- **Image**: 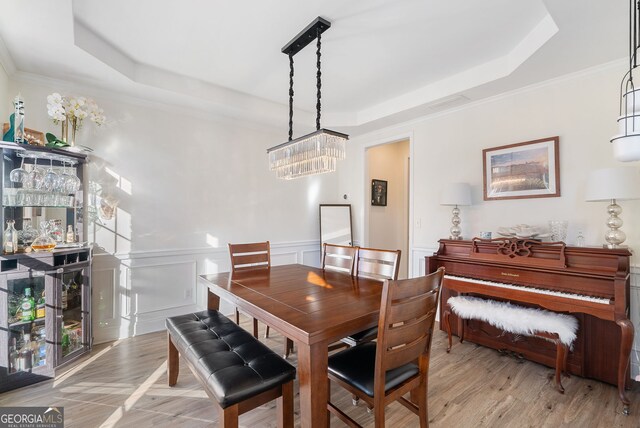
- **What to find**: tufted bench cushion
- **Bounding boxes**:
[166,310,296,409]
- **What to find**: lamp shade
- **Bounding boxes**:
[440,183,472,206]
[585,167,640,201]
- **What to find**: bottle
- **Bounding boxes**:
[32,326,46,367]
[8,338,18,373]
[19,333,33,371]
[20,218,38,250]
[68,277,79,308]
[61,281,68,311]
[576,231,585,247]
[36,291,45,319]
[66,225,75,243]
[20,288,35,322]
[75,226,80,243]
[31,221,56,252]
[3,219,18,254]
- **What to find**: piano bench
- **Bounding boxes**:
[444,295,578,394]
[166,310,296,428]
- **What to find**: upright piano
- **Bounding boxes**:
[426,238,634,414]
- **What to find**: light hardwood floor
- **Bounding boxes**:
[1,318,638,427]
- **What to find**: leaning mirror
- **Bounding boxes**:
[319,204,353,250]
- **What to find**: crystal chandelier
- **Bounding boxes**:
[268,17,348,180]
[612,0,640,161]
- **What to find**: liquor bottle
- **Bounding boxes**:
[8,337,18,373]
[20,288,35,322]
[36,291,45,319]
[19,333,33,371]
[68,277,79,308]
[32,326,46,367]
[3,219,18,254]
[66,225,75,243]
[75,226,80,243]
[61,281,68,310]
[50,220,63,243]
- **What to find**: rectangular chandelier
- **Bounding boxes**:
[267,17,348,180]
[268,128,348,179]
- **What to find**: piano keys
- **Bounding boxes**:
[427,238,634,414]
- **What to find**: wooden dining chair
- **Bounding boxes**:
[228,241,271,339]
[341,247,401,343]
[327,267,445,428]
[321,243,358,275]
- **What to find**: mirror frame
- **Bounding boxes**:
[319,204,353,252]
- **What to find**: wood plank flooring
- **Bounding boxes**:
[0,317,638,427]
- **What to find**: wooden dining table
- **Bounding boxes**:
[199,264,385,427]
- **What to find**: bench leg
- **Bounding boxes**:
[554,341,566,394]
[235,308,240,324]
[457,314,465,344]
[167,332,179,387]
[253,318,259,339]
[444,307,453,353]
[277,380,294,428]
[265,325,270,338]
[219,404,239,428]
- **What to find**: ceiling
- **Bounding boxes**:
[0,0,628,135]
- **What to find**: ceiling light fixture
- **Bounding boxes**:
[612,0,640,161]
[267,17,348,180]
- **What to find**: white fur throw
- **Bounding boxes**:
[447,295,578,347]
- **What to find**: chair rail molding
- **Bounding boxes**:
[91,240,321,344]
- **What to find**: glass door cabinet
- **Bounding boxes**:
[0,144,91,392]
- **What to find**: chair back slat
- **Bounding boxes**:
[356,248,400,281]
[321,243,357,275]
[229,241,271,272]
[375,268,444,376]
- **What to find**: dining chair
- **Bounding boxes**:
[340,247,401,347]
[321,243,358,275]
[327,267,445,428]
[228,241,271,339]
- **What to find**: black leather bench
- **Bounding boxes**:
[166,310,296,428]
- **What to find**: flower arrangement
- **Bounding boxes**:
[46,93,105,148]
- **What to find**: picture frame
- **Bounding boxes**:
[483,136,560,201]
[371,179,388,206]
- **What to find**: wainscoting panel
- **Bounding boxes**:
[91,240,320,344]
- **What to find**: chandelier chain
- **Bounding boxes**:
[289,54,294,141]
[316,27,322,131]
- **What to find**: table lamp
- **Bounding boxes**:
[585,167,640,248]
[440,183,472,240]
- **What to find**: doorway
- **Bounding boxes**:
[365,139,410,279]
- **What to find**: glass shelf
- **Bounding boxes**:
[17,150,79,166]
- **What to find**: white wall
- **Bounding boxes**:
[8,76,336,342]
[338,61,640,377]
[0,63,9,123]
[366,140,409,278]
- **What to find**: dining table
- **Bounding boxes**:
[199,264,385,427]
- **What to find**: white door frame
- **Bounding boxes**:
[362,131,415,276]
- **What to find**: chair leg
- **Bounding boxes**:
[235,308,240,324]
[253,318,259,339]
[373,396,385,428]
[265,325,270,338]
[284,338,294,359]
[554,342,566,394]
[277,380,294,428]
[352,394,359,406]
[219,403,239,428]
[417,380,429,428]
[444,307,452,353]
[457,315,465,343]
[167,332,179,386]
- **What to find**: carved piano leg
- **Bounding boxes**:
[444,307,453,353]
[616,318,634,415]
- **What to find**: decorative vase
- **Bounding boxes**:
[69,117,77,147]
[61,118,68,144]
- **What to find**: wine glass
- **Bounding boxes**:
[9,156,28,184]
[60,162,80,194]
[42,159,59,192]
[29,158,46,190]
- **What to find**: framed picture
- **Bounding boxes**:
[483,136,560,201]
[371,179,387,206]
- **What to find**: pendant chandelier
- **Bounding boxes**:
[612,0,640,161]
[268,17,348,180]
